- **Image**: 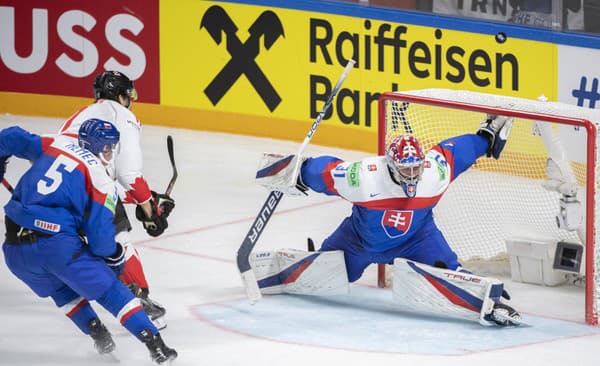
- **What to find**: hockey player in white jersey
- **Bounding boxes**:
[255,114,521,327]
[58,71,173,329]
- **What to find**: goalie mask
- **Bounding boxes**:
[386,135,425,198]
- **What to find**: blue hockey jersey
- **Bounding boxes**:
[0,127,118,257]
[300,134,489,253]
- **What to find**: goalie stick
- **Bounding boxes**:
[236,59,356,304]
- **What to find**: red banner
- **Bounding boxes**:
[0,0,159,103]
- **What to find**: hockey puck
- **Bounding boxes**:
[495,32,507,43]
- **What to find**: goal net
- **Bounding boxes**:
[377,89,600,325]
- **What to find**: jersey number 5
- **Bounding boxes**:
[37,155,78,195]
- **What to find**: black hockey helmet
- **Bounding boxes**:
[93,70,137,108]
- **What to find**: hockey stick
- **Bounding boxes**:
[2,178,14,193]
[165,135,178,196]
[236,59,356,303]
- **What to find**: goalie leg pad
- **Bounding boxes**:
[392,258,505,326]
[249,249,349,296]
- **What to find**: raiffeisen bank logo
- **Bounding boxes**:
[200,6,285,112]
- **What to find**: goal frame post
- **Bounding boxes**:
[376,90,598,326]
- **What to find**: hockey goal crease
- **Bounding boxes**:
[377,89,600,326]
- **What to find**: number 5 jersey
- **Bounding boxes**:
[1,126,118,258]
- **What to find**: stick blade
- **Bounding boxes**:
[240,269,262,304]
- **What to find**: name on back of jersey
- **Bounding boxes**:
[63,142,99,166]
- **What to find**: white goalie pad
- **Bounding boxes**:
[392,258,505,326]
[255,153,305,196]
[249,249,349,296]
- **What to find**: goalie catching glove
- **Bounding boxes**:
[136,191,173,237]
[255,153,308,196]
[477,114,514,159]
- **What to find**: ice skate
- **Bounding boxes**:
[88,318,116,354]
[129,283,167,330]
[491,303,522,326]
[139,329,178,365]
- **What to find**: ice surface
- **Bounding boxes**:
[0,114,598,366]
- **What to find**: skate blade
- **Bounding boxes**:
[494,312,531,327]
[98,351,121,363]
[155,354,177,365]
[152,316,167,330]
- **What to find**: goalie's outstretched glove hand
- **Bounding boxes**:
[104,242,125,276]
[477,114,513,159]
[151,190,175,218]
[136,197,168,237]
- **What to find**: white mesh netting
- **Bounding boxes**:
[379,89,600,325]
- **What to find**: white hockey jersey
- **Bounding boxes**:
[58,99,152,204]
[301,134,489,252]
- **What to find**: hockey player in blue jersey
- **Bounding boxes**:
[255,114,521,327]
[0,119,177,364]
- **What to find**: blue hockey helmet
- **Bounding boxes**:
[78,118,120,163]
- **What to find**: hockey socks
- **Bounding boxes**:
[61,297,98,335]
[97,280,158,339]
[119,241,149,289]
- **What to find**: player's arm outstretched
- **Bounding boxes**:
[0,126,44,161]
[435,114,514,179]
[255,153,344,197]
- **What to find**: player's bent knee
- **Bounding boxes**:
[250,249,349,296]
[51,286,82,307]
[96,279,137,317]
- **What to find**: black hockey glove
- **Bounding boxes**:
[135,197,168,237]
[104,242,125,276]
[151,190,175,218]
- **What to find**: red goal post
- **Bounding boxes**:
[377,89,599,325]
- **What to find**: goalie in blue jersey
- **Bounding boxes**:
[0,119,176,364]
[254,114,522,327]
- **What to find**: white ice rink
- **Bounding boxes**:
[0,114,598,366]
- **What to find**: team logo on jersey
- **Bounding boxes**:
[347,162,361,187]
[34,219,60,233]
[104,189,118,214]
[434,154,448,180]
[381,210,413,237]
[368,164,377,171]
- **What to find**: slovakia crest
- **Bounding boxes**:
[381,210,413,237]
